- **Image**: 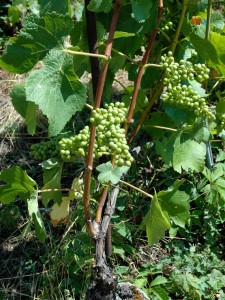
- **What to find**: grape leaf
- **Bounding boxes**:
[130,0,153,22]
[216,97,225,115]
[150,275,168,287]
[50,196,70,227]
[40,158,63,206]
[0,13,73,73]
[155,134,176,166]
[182,20,219,66]
[10,84,37,134]
[25,49,86,136]
[8,5,20,24]
[158,181,190,228]
[142,194,171,246]
[143,112,176,138]
[173,135,206,173]
[151,286,170,300]
[38,0,70,15]
[215,178,225,202]
[27,191,46,243]
[209,32,225,76]
[188,80,208,97]
[88,0,113,13]
[96,162,129,184]
[211,12,224,31]
[0,166,37,204]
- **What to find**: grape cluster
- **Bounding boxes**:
[160,52,215,120]
[30,136,62,161]
[59,102,133,167]
[30,102,133,167]
[90,102,133,167]
[161,21,173,32]
[216,113,225,132]
[59,126,90,162]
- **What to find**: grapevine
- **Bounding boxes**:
[30,102,133,167]
[160,52,215,120]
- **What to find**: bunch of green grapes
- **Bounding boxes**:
[31,102,133,167]
[160,52,215,120]
[30,136,62,161]
[161,21,173,32]
[59,102,133,167]
[90,102,133,167]
[216,113,225,133]
[59,126,90,162]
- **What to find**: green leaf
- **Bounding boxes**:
[27,191,46,243]
[211,12,224,31]
[188,80,208,97]
[0,166,37,204]
[216,150,225,162]
[38,0,70,15]
[209,32,225,76]
[113,245,125,259]
[8,5,20,24]
[10,84,37,134]
[216,97,225,115]
[131,0,153,22]
[150,275,168,287]
[40,158,63,206]
[133,278,148,289]
[25,49,86,136]
[88,0,113,13]
[143,112,176,138]
[193,126,210,143]
[158,181,190,228]
[142,194,171,246]
[155,133,176,166]
[173,135,206,173]
[0,13,73,73]
[10,84,27,118]
[150,286,170,300]
[96,162,129,184]
[182,21,219,67]
[215,178,225,201]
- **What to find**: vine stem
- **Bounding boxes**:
[64,49,109,61]
[170,0,188,54]
[124,0,164,134]
[119,180,153,198]
[83,1,121,237]
[84,0,101,98]
[144,124,177,131]
[128,0,188,143]
[205,0,212,40]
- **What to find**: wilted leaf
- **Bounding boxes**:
[50,197,70,227]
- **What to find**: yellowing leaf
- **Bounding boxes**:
[50,197,70,227]
[69,176,84,200]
